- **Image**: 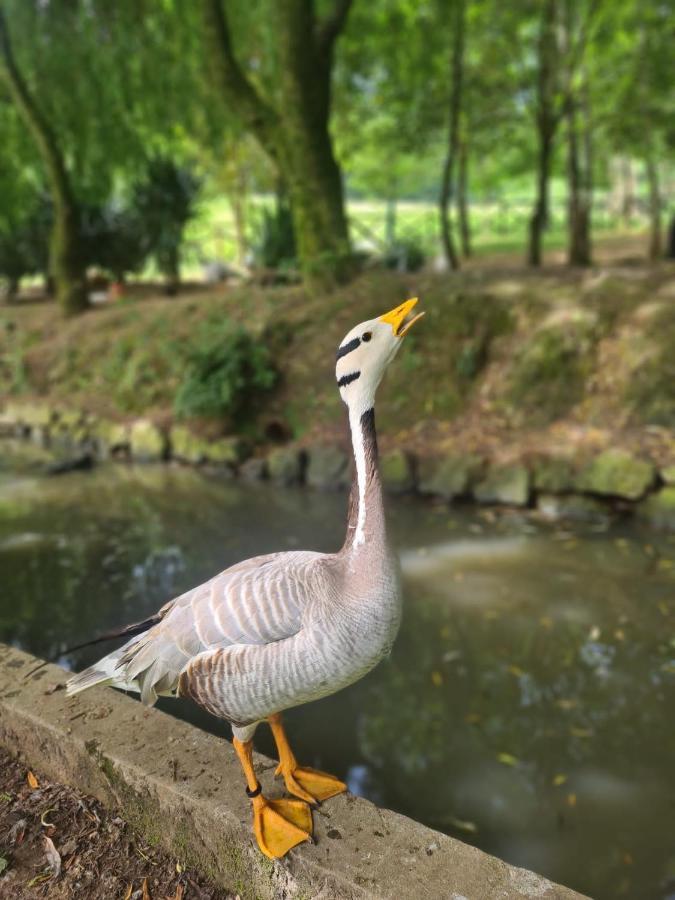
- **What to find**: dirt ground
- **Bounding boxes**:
[0,748,235,900]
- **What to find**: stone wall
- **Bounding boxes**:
[2,400,675,531]
[0,644,586,899]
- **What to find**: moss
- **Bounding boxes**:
[506,318,597,424]
[576,449,655,500]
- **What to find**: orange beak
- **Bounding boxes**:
[379,297,424,337]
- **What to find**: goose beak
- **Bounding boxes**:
[379,297,424,337]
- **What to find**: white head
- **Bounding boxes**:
[335,298,424,417]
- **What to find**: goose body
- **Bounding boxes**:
[67,298,423,858]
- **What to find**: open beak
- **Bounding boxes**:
[379,297,424,337]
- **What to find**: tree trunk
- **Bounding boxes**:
[439,0,465,271]
[385,196,397,248]
[2,276,19,303]
[527,0,560,267]
[667,216,675,261]
[646,153,662,261]
[564,2,592,267]
[0,9,88,316]
[457,135,471,258]
[201,0,353,291]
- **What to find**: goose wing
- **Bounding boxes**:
[68,549,325,704]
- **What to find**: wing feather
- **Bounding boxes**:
[106,549,324,704]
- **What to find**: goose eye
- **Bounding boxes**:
[362,331,372,342]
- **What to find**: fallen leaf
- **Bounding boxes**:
[0,857,8,875]
[40,807,57,829]
[569,726,593,738]
[552,774,568,787]
[447,817,478,834]
[27,771,39,790]
[167,885,184,900]
[497,752,518,767]
[122,884,133,900]
[142,876,151,900]
[43,835,61,877]
[175,862,183,874]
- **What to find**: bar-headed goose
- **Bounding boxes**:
[67,298,424,858]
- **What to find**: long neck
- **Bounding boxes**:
[342,405,385,553]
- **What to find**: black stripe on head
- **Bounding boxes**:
[336,336,361,361]
[337,370,361,388]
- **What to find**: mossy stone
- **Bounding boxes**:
[637,488,675,530]
[380,449,415,494]
[4,402,54,428]
[306,445,350,491]
[474,464,530,506]
[205,437,247,466]
[575,449,655,500]
[267,447,304,486]
[660,465,675,485]
[418,454,482,499]
[532,456,576,494]
[129,420,167,462]
[170,425,206,464]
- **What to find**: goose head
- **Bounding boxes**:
[335,298,423,414]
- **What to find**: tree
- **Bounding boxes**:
[0,5,88,314]
[527,0,564,267]
[200,0,354,290]
[439,0,466,271]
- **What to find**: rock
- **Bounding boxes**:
[267,447,305,486]
[474,464,530,506]
[204,437,247,466]
[636,488,675,530]
[660,465,675,485]
[3,401,54,429]
[239,457,267,481]
[169,426,245,467]
[95,421,130,458]
[575,449,655,500]
[129,420,167,462]
[306,445,350,491]
[532,456,576,493]
[170,426,207,464]
[380,449,415,494]
[537,493,611,524]
[418,454,482,499]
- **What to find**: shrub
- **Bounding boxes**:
[253,200,297,271]
[174,322,278,423]
[383,237,425,273]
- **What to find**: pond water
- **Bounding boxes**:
[1,457,674,900]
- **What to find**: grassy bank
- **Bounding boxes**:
[1,252,675,466]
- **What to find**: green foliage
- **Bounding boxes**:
[132,159,201,290]
[383,237,426,273]
[174,322,277,422]
[253,200,297,271]
[80,203,148,282]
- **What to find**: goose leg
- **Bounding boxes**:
[232,736,312,859]
[268,713,347,805]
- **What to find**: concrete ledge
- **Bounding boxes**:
[0,645,585,899]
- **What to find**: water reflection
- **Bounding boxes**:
[1,462,674,899]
